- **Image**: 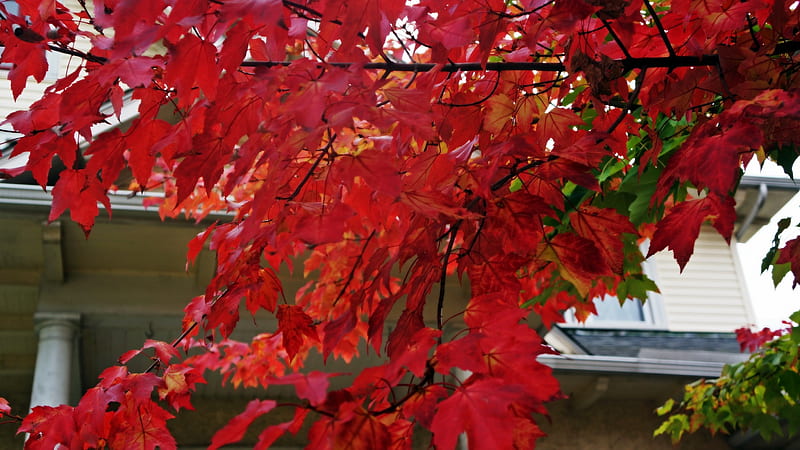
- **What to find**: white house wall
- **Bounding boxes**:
[651,225,756,332]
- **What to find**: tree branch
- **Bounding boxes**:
[600,18,633,60]
[143,321,200,374]
[437,223,460,331]
[642,0,676,57]
[275,135,335,201]
[332,231,376,307]
[241,56,724,72]
[370,362,435,416]
[490,155,559,192]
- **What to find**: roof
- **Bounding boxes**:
[559,327,743,358]
[541,326,749,378]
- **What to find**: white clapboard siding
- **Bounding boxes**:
[650,225,756,332]
[0,0,94,123]
[0,79,48,119]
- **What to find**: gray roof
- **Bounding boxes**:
[559,327,744,360]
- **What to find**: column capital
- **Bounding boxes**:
[33,312,81,333]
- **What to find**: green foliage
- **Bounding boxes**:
[655,313,800,443]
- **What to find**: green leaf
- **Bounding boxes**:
[762,217,792,273]
[617,274,659,301]
[656,398,675,416]
[772,261,791,287]
[654,414,689,444]
[560,84,587,106]
[790,327,800,344]
[619,167,661,225]
[597,158,626,183]
[771,144,798,179]
[779,371,800,399]
[751,413,784,440]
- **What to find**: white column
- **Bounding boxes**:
[29,313,80,409]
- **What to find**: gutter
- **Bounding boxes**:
[538,353,726,378]
[0,183,165,212]
[736,182,768,241]
[736,175,800,241]
[0,183,234,217]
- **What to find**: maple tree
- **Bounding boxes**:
[0,0,799,448]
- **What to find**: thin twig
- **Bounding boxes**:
[439,73,501,107]
[490,155,558,192]
[437,223,461,331]
[47,43,107,64]
[746,13,762,51]
[370,363,435,415]
[276,135,335,201]
[77,0,103,34]
[606,68,647,134]
[600,18,633,60]
[642,0,676,57]
[144,321,200,373]
[332,231,376,306]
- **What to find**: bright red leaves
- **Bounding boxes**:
[648,195,736,271]
[4,0,799,448]
[276,305,319,361]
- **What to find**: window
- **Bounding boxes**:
[562,242,667,329]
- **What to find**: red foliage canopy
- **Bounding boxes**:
[1,0,800,448]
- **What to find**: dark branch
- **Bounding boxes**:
[642,0,676,57]
[370,362,435,416]
[437,223,460,331]
[600,18,633,60]
[143,321,199,373]
[47,43,107,64]
[490,155,559,192]
[275,135,335,201]
[332,231,376,307]
[241,55,729,72]
[606,68,647,134]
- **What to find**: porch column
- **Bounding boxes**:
[29,313,80,409]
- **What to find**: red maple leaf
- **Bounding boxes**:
[430,377,526,450]
[570,206,637,274]
[209,400,277,450]
[333,407,392,450]
[540,233,611,296]
[107,393,177,450]
[254,407,310,450]
[276,305,320,361]
[267,371,334,406]
[20,405,76,449]
[0,397,9,417]
[163,34,219,109]
[777,237,800,288]
[49,169,111,236]
[158,364,206,411]
[648,194,736,270]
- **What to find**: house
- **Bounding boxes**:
[536,177,800,450]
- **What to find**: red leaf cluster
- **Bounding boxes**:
[4,0,800,447]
